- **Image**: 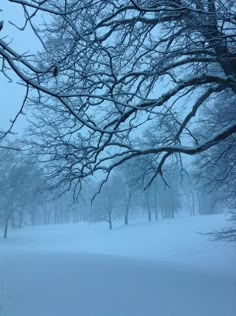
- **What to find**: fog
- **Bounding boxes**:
[0,1,236,316]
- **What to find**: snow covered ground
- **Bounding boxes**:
[0,214,235,316]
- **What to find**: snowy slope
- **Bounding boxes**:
[0,214,235,316]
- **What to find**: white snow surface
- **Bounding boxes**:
[0,214,235,316]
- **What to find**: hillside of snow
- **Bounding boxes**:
[0,214,235,316]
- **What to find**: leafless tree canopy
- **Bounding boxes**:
[1,0,236,191]
[194,89,236,209]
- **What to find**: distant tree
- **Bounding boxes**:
[89,176,124,230]
[179,171,198,216]
[194,88,236,236]
[0,147,44,238]
[143,178,161,221]
[195,90,236,211]
[156,169,181,219]
[196,190,221,215]
[117,161,143,225]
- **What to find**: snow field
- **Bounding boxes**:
[0,214,235,316]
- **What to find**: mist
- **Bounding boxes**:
[0,1,236,316]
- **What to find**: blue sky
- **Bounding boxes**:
[0,0,40,135]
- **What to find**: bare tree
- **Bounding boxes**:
[0,146,45,238]
[89,176,124,229]
[1,1,236,192]
[193,88,236,237]
[116,161,144,225]
[195,89,236,209]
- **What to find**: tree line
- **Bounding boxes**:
[0,142,222,238]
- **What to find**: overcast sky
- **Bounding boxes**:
[1,0,41,136]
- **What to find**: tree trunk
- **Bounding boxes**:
[54,209,58,224]
[124,191,132,225]
[74,209,79,223]
[145,191,152,221]
[108,202,113,230]
[31,209,36,226]
[161,210,164,219]
[191,190,195,216]
[154,189,158,221]
[4,217,9,239]
[124,206,129,225]
[44,208,47,225]
[18,211,23,228]
[201,2,236,92]
[60,210,63,224]
[108,211,112,230]
[148,207,151,221]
